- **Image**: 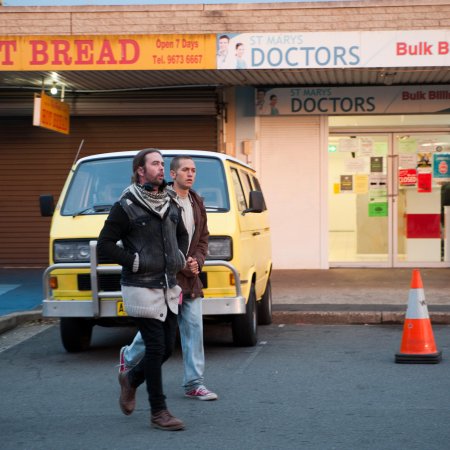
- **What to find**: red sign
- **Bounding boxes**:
[417,172,432,193]
[406,214,441,238]
[398,169,417,186]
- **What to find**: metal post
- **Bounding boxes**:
[90,240,100,317]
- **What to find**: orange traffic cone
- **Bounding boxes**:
[395,269,442,364]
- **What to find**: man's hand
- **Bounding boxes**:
[186,256,199,275]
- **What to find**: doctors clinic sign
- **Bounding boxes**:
[0,35,216,70]
[255,86,450,115]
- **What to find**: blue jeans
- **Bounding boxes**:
[124,296,205,392]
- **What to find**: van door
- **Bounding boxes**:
[250,173,272,290]
[230,166,269,298]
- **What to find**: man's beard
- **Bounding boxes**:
[143,169,163,186]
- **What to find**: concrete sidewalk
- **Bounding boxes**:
[271,268,450,325]
[0,268,450,334]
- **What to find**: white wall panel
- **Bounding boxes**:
[259,116,322,269]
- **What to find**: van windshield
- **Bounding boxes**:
[61,155,229,216]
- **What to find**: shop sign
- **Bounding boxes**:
[217,30,449,70]
[0,34,216,70]
[3,0,352,5]
[254,86,450,115]
[33,92,70,135]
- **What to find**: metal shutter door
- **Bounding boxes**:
[0,115,217,267]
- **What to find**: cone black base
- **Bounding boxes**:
[395,351,442,364]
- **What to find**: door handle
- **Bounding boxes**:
[252,232,260,236]
[391,154,399,198]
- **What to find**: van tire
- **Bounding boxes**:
[232,283,257,347]
[258,278,272,325]
[60,318,93,353]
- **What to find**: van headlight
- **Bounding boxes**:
[206,236,232,261]
[54,240,91,263]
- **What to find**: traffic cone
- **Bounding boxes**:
[395,269,442,364]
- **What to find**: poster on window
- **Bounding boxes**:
[398,169,417,186]
[417,153,432,170]
[340,175,353,192]
[417,172,432,193]
[354,174,369,194]
[433,153,450,181]
[368,202,388,217]
[370,157,383,173]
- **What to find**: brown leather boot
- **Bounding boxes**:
[118,371,136,415]
[151,410,185,431]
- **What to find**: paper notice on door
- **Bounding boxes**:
[370,156,383,173]
[399,153,416,169]
[339,138,359,153]
[340,175,353,192]
[354,174,369,194]
[359,138,374,156]
[344,158,365,173]
[369,173,387,189]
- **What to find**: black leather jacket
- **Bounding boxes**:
[97,190,189,289]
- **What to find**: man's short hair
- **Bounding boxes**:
[219,35,230,42]
[132,148,162,183]
[170,155,194,172]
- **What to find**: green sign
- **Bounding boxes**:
[369,202,388,217]
[328,144,337,152]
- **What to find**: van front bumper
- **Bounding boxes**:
[42,295,246,317]
[42,243,246,318]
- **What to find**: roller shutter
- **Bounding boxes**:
[259,116,322,269]
[0,114,217,267]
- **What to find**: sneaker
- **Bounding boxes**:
[185,386,218,401]
[118,346,130,374]
[118,371,136,415]
[151,410,185,431]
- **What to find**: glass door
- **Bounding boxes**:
[328,132,450,267]
[328,134,391,266]
[394,133,450,266]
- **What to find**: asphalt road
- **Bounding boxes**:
[1,321,449,450]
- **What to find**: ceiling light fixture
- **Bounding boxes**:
[379,71,397,86]
[50,82,58,95]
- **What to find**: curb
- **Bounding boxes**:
[0,309,43,335]
[272,311,450,325]
[1,309,449,336]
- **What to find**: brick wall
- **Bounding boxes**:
[0,0,449,36]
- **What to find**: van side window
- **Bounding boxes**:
[231,168,247,211]
[239,170,253,207]
[251,175,267,211]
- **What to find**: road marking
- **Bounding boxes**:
[0,323,54,353]
[0,284,20,296]
[235,341,267,374]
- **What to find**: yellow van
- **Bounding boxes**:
[41,150,272,351]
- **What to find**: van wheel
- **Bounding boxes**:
[232,283,257,347]
[258,278,272,325]
[60,318,93,353]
